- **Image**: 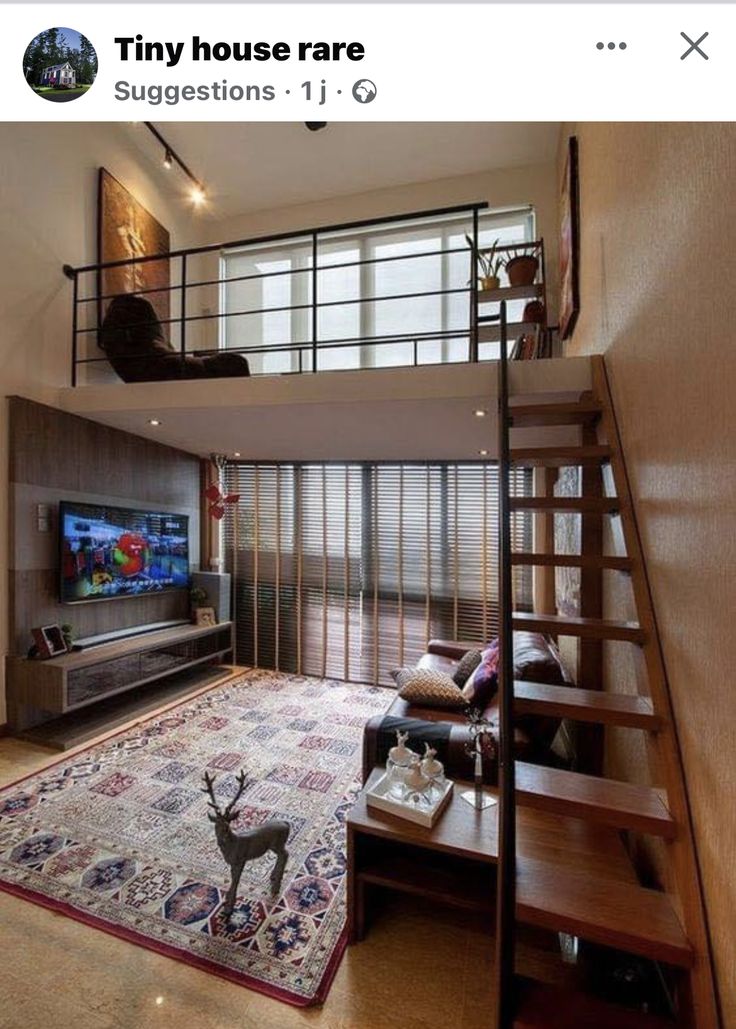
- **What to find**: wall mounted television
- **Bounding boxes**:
[60,501,190,604]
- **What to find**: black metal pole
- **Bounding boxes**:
[312,232,318,373]
[494,299,516,1027]
[71,271,79,387]
[180,253,187,374]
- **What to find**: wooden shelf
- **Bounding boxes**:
[478,283,543,303]
[510,446,612,468]
[511,552,632,572]
[514,680,660,731]
[512,612,645,643]
[515,762,675,838]
[478,321,540,343]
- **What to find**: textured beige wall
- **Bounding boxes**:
[562,122,736,1025]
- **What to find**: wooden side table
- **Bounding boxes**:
[346,767,498,942]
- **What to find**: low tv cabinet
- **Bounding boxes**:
[6,621,234,734]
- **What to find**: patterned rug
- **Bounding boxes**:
[0,670,391,1005]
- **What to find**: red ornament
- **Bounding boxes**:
[204,483,240,520]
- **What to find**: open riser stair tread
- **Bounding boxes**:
[515,762,675,837]
[512,611,645,643]
[509,445,612,467]
[516,856,692,967]
[511,552,632,571]
[514,680,660,730]
[509,496,621,514]
[508,400,603,428]
[513,977,677,1028]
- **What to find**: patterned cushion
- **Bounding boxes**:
[452,648,483,687]
[462,638,500,708]
[391,667,467,709]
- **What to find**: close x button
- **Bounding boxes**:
[680,31,709,61]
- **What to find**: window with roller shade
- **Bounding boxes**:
[223,462,532,686]
[219,207,535,374]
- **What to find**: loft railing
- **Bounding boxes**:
[62,202,549,386]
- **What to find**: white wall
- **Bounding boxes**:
[0,122,200,722]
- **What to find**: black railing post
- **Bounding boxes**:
[311,232,318,373]
[471,207,480,362]
[494,298,516,1028]
[70,270,79,387]
[180,253,187,374]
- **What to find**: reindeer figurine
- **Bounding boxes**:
[202,770,290,917]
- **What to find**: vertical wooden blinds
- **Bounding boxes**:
[223,462,532,686]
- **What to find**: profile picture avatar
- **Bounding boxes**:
[23,27,97,102]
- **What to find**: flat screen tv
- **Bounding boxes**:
[60,501,189,604]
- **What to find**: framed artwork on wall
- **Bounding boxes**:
[559,136,580,341]
[97,168,171,325]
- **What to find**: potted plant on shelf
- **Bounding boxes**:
[190,585,208,622]
[465,235,504,291]
[505,243,541,287]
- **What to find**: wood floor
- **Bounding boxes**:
[0,688,547,1029]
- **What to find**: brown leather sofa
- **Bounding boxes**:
[362,631,571,784]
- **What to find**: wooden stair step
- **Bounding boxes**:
[511,552,632,572]
[516,857,692,968]
[510,497,621,514]
[510,446,612,467]
[508,400,603,428]
[514,680,661,731]
[515,762,675,838]
[513,611,645,643]
[513,977,676,1028]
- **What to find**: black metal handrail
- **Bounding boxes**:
[63,202,546,386]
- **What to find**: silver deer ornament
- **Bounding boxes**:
[202,769,290,917]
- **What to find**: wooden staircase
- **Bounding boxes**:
[494,354,719,1027]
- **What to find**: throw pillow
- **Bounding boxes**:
[462,638,500,709]
[391,667,467,709]
[452,648,483,687]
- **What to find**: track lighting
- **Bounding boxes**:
[145,122,206,207]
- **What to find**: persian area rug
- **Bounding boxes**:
[0,670,391,1006]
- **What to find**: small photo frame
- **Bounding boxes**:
[32,624,68,659]
[194,607,217,627]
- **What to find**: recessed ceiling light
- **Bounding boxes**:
[474,409,487,418]
[233,451,241,458]
[148,418,161,426]
[478,449,489,457]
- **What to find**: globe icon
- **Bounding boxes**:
[352,79,377,104]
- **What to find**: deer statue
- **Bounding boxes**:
[202,769,290,917]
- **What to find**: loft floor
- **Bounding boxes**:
[55,357,593,460]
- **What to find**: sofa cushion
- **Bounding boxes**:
[391,667,467,709]
[452,648,483,687]
[463,639,500,709]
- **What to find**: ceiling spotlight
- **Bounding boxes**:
[305,122,327,132]
[474,409,487,418]
[478,449,489,457]
[233,451,242,458]
[163,149,173,170]
[189,184,206,206]
[148,418,161,426]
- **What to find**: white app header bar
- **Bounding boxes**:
[4,4,730,120]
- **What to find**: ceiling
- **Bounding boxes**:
[130,122,560,220]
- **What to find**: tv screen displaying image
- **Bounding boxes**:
[60,502,189,604]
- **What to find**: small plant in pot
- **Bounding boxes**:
[190,585,208,621]
[505,243,541,287]
[465,235,504,291]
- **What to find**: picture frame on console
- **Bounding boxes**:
[31,624,69,660]
[194,606,217,627]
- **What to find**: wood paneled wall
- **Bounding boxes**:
[8,397,201,654]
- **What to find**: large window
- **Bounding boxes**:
[220,208,535,374]
[223,461,533,686]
